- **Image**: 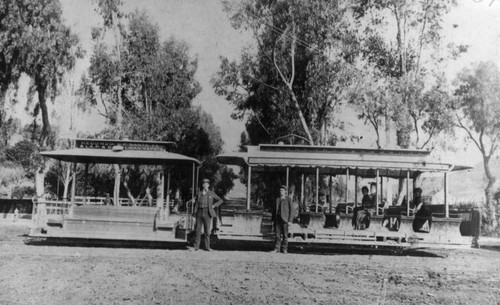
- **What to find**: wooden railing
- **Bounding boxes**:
[73,196,158,207]
[37,200,71,218]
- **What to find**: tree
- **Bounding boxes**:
[90,0,126,134]
[82,8,233,199]
[350,0,463,149]
[453,61,500,233]
[347,64,391,149]
[213,0,354,146]
[11,0,83,147]
[0,2,22,134]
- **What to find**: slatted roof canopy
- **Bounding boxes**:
[40,139,200,166]
[216,144,471,179]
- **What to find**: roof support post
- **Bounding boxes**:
[381,176,384,211]
[165,168,171,218]
[315,167,319,213]
[345,168,350,211]
[286,167,290,194]
[354,169,358,208]
[444,172,449,218]
[71,162,76,204]
[406,171,410,217]
[156,170,164,209]
[114,164,120,206]
[247,166,252,211]
[301,173,305,212]
[83,163,89,205]
[56,164,60,200]
[376,169,380,216]
[191,163,196,200]
[71,162,77,217]
[196,165,200,197]
[329,174,333,213]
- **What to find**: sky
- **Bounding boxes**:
[7,0,500,165]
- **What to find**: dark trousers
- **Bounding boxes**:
[274,218,288,252]
[195,208,211,250]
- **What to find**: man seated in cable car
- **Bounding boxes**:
[412,187,432,232]
[308,193,328,213]
[366,183,378,209]
[353,186,373,229]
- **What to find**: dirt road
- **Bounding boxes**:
[1,225,499,305]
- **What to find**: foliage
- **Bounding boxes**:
[349,0,463,149]
[4,140,41,179]
[0,116,21,148]
[0,1,24,133]
[81,7,233,199]
[213,0,354,146]
[86,10,201,130]
[11,185,36,200]
[0,142,38,199]
[453,61,500,232]
[0,0,83,147]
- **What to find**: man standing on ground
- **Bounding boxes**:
[193,178,223,251]
[273,185,293,253]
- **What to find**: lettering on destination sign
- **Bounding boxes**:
[76,139,169,151]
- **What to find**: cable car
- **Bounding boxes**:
[215,144,480,249]
[29,139,200,243]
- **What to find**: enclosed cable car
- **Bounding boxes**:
[215,144,480,249]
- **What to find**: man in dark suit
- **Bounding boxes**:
[193,178,223,251]
[273,185,293,254]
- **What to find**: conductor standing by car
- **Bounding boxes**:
[193,178,223,251]
[273,185,293,253]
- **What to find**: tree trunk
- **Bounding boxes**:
[394,3,404,76]
[36,83,51,147]
[112,11,123,136]
[63,164,72,200]
[114,164,121,205]
[290,90,314,145]
[385,115,391,147]
[320,119,326,146]
[145,186,153,207]
[123,179,136,207]
[483,155,498,232]
[0,86,6,133]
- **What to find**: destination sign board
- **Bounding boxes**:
[75,139,175,151]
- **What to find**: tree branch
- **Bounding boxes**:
[273,26,291,87]
[254,114,272,136]
[275,133,311,144]
[290,22,296,87]
[247,75,283,92]
[456,114,484,154]
[367,115,381,149]
[416,0,431,75]
[479,129,486,156]
[419,129,435,149]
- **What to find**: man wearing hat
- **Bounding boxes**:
[272,185,293,253]
[193,178,223,251]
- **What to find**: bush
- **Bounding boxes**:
[11,186,36,200]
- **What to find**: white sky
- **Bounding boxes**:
[7,0,500,165]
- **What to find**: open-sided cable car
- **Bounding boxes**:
[29,139,200,243]
[215,144,480,249]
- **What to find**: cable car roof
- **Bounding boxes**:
[216,144,472,179]
[40,139,200,166]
